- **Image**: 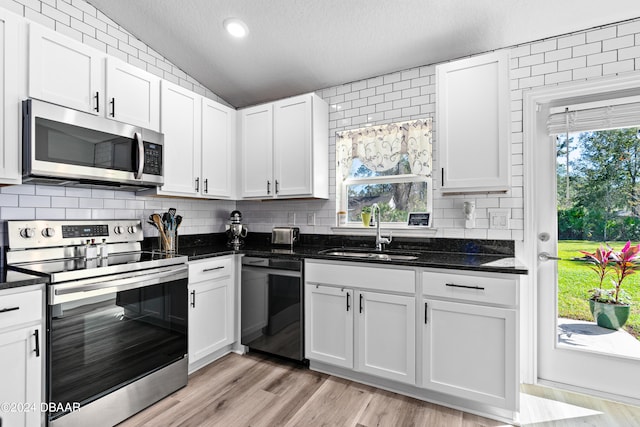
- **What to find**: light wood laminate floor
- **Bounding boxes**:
[118,352,640,427]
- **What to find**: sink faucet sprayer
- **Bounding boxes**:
[371,203,392,251]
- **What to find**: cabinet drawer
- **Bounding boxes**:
[306,261,415,294]
[189,257,233,283]
[0,289,42,329]
[422,271,517,306]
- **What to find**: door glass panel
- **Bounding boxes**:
[556,127,640,358]
[49,279,187,420]
[36,117,136,172]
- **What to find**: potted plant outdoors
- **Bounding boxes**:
[361,206,372,227]
[581,241,640,330]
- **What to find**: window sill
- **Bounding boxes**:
[331,225,437,237]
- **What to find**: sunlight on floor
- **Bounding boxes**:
[519,392,602,425]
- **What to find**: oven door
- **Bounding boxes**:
[47,265,187,422]
[23,98,163,187]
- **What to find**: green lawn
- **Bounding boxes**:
[558,240,640,340]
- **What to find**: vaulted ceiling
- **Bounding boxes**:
[87,0,640,108]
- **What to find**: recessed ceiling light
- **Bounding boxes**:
[224,18,249,38]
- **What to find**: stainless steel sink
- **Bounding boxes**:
[318,249,420,261]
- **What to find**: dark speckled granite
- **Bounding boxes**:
[0,268,48,290]
[158,232,528,275]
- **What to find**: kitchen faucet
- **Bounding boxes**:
[371,203,392,251]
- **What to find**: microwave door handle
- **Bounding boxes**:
[134,132,144,179]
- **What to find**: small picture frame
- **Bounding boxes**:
[407,212,431,227]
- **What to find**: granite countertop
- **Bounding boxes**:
[179,243,529,275]
[0,268,49,291]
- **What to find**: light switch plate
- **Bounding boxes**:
[488,209,510,229]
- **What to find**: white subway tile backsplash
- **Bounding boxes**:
[19,195,50,208]
[36,208,65,219]
[2,207,35,219]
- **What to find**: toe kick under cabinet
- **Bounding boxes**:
[304,260,520,423]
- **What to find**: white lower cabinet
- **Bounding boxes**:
[188,257,235,370]
[305,284,353,369]
[304,260,416,385]
[422,299,517,409]
[357,291,415,384]
[0,287,44,427]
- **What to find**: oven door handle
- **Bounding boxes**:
[50,265,188,304]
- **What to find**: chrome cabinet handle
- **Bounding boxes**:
[445,283,485,291]
[134,132,144,179]
[0,306,19,314]
[94,92,100,112]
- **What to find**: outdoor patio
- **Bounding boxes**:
[557,318,640,359]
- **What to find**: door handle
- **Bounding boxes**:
[33,329,40,357]
[134,132,144,179]
[538,252,562,262]
[110,97,115,117]
[0,306,19,314]
[94,91,100,112]
[195,177,200,192]
[275,180,279,194]
[267,180,271,195]
[190,290,196,308]
[359,294,363,313]
[204,178,208,194]
[424,302,428,324]
[346,292,350,311]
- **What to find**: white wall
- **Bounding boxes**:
[240,17,640,242]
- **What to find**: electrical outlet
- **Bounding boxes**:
[488,209,510,229]
[307,212,315,226]
[288,212,296,225]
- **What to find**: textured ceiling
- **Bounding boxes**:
[87,0,640,108]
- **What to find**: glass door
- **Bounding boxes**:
[536,120,640,399]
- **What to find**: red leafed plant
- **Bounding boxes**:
[582,241,640,305]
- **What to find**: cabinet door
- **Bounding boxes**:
[437,51,510,192]
[273,94,312,197]
[201,98,235,198]
[0,10,20,184]
[0,326,42,427]
[305,284,353,369]
[188,277,234,364]
[159,81,201,196]
[422,299,517,409]
[356,291,415,384]
[105,58,160,130]
[29,24,102,114]
[240,104,273,198]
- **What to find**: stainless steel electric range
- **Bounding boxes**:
[6,220,188,427]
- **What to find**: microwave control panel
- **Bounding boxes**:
[143,142,162,175]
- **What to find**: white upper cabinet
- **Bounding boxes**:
[158,80,200,197]
[28,24,102,115]
[437,51,510,193]
[240,93,328,199]
[0,9,22,184]
[28,24,160,131]
[201,98,236,199]
[240,104,273,198]
[105,58,160,131]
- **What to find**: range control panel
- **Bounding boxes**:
[7,220,144,250]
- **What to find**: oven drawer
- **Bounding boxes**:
[0,289,42,329]
[189,257,234,283]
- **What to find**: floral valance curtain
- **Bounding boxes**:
[336,119,433,180]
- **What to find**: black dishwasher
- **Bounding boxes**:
[240,256,304,361]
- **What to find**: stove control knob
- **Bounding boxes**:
[42,227,55,238]
[20,228,34,238]
[114,226,124,235]
[127,226,137,234]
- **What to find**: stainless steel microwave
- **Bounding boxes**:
[22,99,164,190]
